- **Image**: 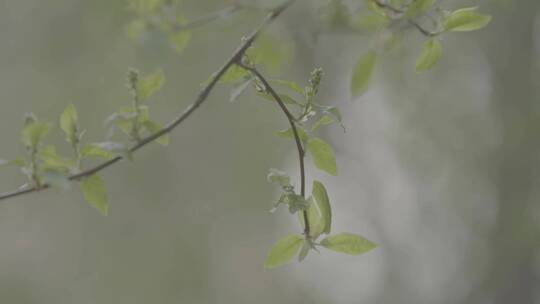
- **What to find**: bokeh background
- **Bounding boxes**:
[0,0,539,303]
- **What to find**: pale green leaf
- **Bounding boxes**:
[247,33,294,72]
[21,121,52,148]
[39,145,75,171]
[80,144,115,160]
[312,115,335,131]
[298,240,310,262]
[219,65,250,84]
[127,0,163,15]
[0,158,26,167]
[267,168,291,187]
[415,38,443,72]
[126,19,147,40]
[80,174,108,216]
[264,235,304,269]
[60,104,78,145]
[307,138,337,176]
[269,79,304,96]
[276,127,308,143]
[320,233,376,255]
[351,51,377,97]
[142,120,169,146]
[405,0,435,18]
[169,30,192,54]
[137,70,165,100]
[312,181,332,234]
[443,7,492,32]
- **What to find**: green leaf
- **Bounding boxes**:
[230,78,252,102]
[247,33,294,72]
[415,38,443,72]
[169,30,192,54]
[312,115,335,131]
[320,233,376,255]
[80,144,115,160]
[137,70,165,101]
[287,194,310,213]
[269,79,304,96]
[21,121,52,149]
[276,127,308,143]
[142,120,169,146]
[60,104,78,145]
[352,13,389,31]
[298,240,310,262]
[256,92,299,106]
[38,145,75,172]
[312,181,332,234]
[307,138,337,176]
[219,65,250,84]
[264,235,304,269]
[405,0,434,18]
[80,174,108,216]
[127,0,163,15]
[126,19,147,40]
[443,7,492,32]
[267,168,291,187]
[0,158,26,167]
[351,51,377,97]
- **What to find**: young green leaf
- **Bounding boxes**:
[415,38,443,72]
[312,181,332,234]
[267,168,291,188]
[264,234,304,269]
[269,79,304,96]
[0,158,26,167]
[142,120,170,146]
[307,138,337,176]
[219,65,250,84]
[21,121,52,149]
[443,7,492,32]
[312,115,335,131]
[298,240,311,262]
[276,127,309,143]
[351,51,377,98]
[80,174,109,216]
[405,0,435,18]
[169,30,192,54]
[256,92,299,106]
[39,145,75,172]
[137,69,165,100]
[60,104,78,145]
[80,144,115,160]
[320,233,376,255]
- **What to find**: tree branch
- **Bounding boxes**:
[0,0,296,201]
[237,63,310,237]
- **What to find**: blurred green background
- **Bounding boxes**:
[0,0,539,303]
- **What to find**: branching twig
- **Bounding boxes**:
[237,62,310,237]
[372,0,439,37]
[0,0,296,201]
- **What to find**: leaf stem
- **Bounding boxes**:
[237,62,311,237]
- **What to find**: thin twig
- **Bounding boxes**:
[237,63,310,237]
[172,5,242,32]
[372,0,439,37]
[0,0,296,201]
